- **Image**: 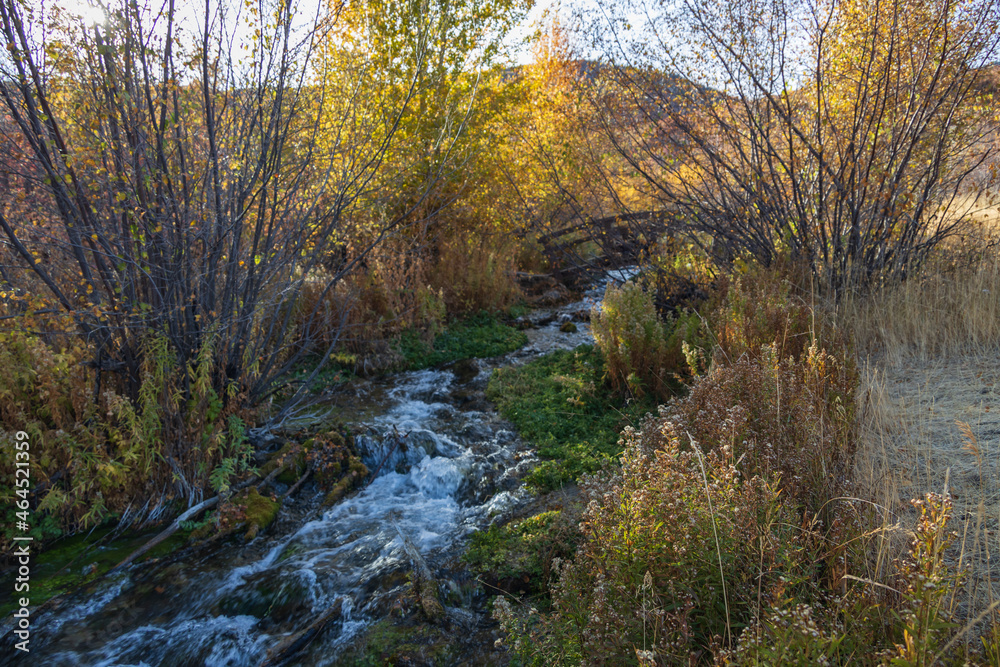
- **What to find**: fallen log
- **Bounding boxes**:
[108,495,221,574]
[110,460,292,574]
[259,597,344,667]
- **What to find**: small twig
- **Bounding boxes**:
[475,576,525,603]
[281,467,313,500]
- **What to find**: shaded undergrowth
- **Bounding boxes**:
[289,311,528,393]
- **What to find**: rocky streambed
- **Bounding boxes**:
[2,271,631,667]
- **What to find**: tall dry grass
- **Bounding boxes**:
[841,204,1000,364]
[845,214,1000,649]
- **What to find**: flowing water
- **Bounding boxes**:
[4,270,634,667]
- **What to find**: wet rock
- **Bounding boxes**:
[448,358,480,384]
[534,286,570,306]
[406,430,442,458]
[448,388,474,406]
[457,422,493,444]
[261,597,344,665]
[559,321,578,333]
[217,578,313,627]
[532,313,555,327]
[444,606,478,632]
[391,517,445,624]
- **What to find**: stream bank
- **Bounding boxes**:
[0,270,637,666]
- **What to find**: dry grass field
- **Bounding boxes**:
[846,200,1000,641]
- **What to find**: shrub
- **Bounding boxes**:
[592,281,671,398]
[464,509,582,596]
[429,230,521,315]
[0,330,256,548]
[726,493,972,666]
[707,264,818,367]
[0,331,99,545]
[658,264,858,512]
[495,425,814,664]
[493,266,870,664]
[663,340,857,513]
[882,493,964,667]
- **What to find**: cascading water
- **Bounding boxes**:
[4,269,635,667]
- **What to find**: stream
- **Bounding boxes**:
[4,270,633,667]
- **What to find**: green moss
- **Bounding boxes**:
[323,456,369,506]
[0,522,191,615]
[464,510,581,594]
[486,345,662,490]
[559,320,578,333]
[333,618,459,666]
[259,441,307,484]
[398,311,527,370]
[276,465,302,485]
[239,488,280,539]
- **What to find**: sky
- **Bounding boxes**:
[48,0,566,66]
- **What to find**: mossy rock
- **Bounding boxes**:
[260,441,307,483]
[323,456,369,506]
[199,488,282,543]
[217,577,312,626]
[239,488,280,539]
[188,517,218,542]
[559,321,578,333]
[309,428,359,486]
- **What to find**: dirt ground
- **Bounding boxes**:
[860,353,1000,621]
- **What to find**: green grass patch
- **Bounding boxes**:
[282,312,527,396]
[285,352,358,394]
[0,523,190,615]
[398,311,527,370]
[463,510,581,595]
[486,345,662,490]
[333,617,460,666]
